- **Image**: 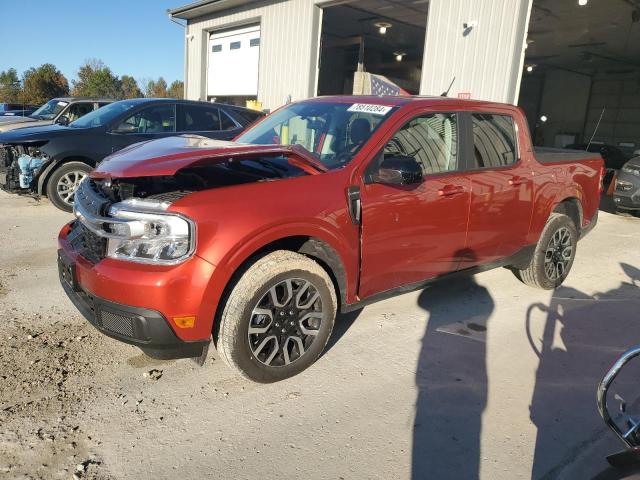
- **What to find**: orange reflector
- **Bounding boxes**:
[174,316,196,328]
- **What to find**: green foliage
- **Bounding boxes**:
[120,75,142,99]
[167,80,184,99]
[20,64,69,105]
[145,77,169,98]
[1,60,178,105]
[0,68,21,103]
[71,59,122,98]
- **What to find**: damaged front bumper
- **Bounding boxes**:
[57,248,210,359]
[0,144,48,192]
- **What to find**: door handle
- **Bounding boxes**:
[438,184,466,197]
[508,176,528,186]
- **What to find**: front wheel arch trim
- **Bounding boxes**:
[37,156,95,195]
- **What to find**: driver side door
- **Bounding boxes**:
[109,104,177,153]
[358,111,471,299]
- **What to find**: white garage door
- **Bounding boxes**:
[207,25,260,97]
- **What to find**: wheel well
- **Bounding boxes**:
[40,156,94,193]
[211,236,348,343]
[553,198,582,231]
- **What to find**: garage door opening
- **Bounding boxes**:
[207,24,260,106]
[518,0,640,164]
[317,1,429,97]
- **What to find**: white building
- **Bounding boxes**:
[170,0,640,150]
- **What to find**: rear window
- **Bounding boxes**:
[180,104,222,132]
[471,113,518,168]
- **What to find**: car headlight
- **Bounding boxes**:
[616,180,634,192]
[105,199,195,264]
[622,164,640,177]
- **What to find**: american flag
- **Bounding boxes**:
[370,74,410,96]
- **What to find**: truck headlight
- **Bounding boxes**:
[105,199,195,264]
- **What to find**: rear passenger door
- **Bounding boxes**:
[177,104,241,140]
[463,112,533,267]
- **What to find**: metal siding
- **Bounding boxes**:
[185,0,320,110]
[420,0,532,104]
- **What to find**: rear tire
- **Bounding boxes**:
[217,250,337,383]
[46,162,92,212]
[512,213,578,289]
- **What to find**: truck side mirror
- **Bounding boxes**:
[371,155,423,186]
[56,115,70,126]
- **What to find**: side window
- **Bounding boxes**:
[179,105,221,132]
[220,110,238,130]
[120,105,176,134]
[471,114,517,168]
[382,113,459,175]
[66,103,94,122]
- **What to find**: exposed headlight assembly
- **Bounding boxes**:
[74,194,195,265]
[105,199,195,264]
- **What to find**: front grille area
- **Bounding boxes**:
[68,221,107,264]
[69,179,112,263]
[98,310,136,338]
[75,179,111,217]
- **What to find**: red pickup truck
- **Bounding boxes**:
[58,96,604,382]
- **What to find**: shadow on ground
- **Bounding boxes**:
[409,263,640,480]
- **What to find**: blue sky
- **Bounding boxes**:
[0,0,186,85]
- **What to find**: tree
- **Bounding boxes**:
[120,75,142,99]
[20,64,69,105]
[167,80,184,99]
[0,68,21,103]
[145,77,168,98]
[72,59,121,98]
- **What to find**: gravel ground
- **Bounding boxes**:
[1,189,640,480]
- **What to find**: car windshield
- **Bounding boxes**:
[235,101,397,169]
[30,99,69,120]
[69,100,138,128]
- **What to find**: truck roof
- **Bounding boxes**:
[310,95,515,110]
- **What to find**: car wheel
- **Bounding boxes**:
[217,250,337,383]
[512,213,578,289]
[46,162,92,212]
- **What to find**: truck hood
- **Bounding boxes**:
[0,123,89,144]
[92,135,327,179]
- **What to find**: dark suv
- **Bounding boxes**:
[0,98,264,211]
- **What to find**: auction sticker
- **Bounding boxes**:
[347,103,392,115]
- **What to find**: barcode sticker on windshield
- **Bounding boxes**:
[347,104,392,116]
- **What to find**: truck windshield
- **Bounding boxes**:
[235,101,397,169]
[30,99,68,120]
[69,100,138,128]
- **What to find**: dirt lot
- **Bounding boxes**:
[1,189,640,480]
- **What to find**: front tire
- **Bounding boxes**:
[46,162,92,212]
[512,213,578,289]
[217,250,337,383]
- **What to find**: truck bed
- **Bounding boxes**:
[534,147,601,164]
